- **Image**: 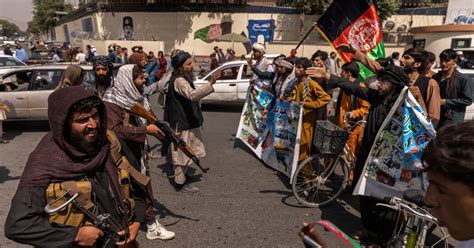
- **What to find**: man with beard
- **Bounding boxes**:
[433,49,472,129]
[164,51,220,193]
[310,50,332,121]
[246,43,274,92]
[308,65,408,245]
[103,64,175,241]
[90,56,114,98]
[288,57,331,162]
[337,45,440,127]
[399,48,441,127]
[5,86,142,247]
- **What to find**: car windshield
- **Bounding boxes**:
[0,57,24,67]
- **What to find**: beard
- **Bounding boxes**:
[96,75,112,88]
[68,127,103,155]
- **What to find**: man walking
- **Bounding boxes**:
[103,64,175,241]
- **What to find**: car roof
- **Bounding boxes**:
[2,63,94,73]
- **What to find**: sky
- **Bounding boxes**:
[0,0,78,32]
[0,0,34,31]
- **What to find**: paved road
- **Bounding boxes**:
[0,96,364,247]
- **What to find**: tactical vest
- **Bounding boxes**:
[45,130,149,227]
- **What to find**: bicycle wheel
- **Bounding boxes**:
[291,154,349,207]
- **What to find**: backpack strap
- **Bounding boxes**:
[61,181,95,210]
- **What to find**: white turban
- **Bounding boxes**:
[252,43,266,53]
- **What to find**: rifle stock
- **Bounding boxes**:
[130,104,209,173]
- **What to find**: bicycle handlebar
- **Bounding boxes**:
[343,112,366,131]
[370,193,437,223]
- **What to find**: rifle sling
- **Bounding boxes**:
[61,181,95,210]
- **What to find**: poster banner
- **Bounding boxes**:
[236,85,302,181]
[354,88,436,198]
[247,20,275,45]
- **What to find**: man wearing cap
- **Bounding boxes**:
[309,65,409,245]
[247,43,274,92]
[164,51,220,193]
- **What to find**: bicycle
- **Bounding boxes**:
[372,189,450,248]
[291,115,365,207]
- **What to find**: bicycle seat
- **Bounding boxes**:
[403,189,425,207]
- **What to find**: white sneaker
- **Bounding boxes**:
[146,219,176,240]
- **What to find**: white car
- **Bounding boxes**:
[0,55,26,77]
[194,54,282,104]
[194,60,253,104]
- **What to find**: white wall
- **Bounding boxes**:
[413,31,474,59]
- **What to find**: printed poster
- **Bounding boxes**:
[354,88,436,197]
[236,85,303,181]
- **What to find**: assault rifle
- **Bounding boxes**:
[44,191,124,248]
[130,104,209,173]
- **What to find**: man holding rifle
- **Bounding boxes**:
[164,51,220,193]
[102,64,175,241]
[5,86,142,247]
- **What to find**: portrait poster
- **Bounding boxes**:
[354,88,436,197]
[236,85,303,181]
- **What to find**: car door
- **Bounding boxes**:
[28,69,63,120]
[0,70,33,119]
[206,64,240,102]
[238,64,253,101]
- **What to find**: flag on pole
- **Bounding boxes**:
[316,0,385,79]
[194,22,232,43]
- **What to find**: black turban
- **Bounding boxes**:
[377,65,408,87]
[93,56,113,71]
[172,51,192,70]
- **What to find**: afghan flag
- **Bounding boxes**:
[317,0,385,80]
[194,22,232,43]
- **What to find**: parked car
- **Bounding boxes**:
[27,49,55,65]
[0,64,97,120]
[194,54,282,104]
[0,55,26,77]
[194,60,253,104]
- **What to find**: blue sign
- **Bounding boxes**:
[247,20,274,44]
[70,31,77,38]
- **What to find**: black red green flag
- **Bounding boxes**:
[317,0,385,79]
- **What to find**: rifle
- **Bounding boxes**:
[130,104,209,173]
[45,191,124,248]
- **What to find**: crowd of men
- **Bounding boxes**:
[1,39,473,247]
[246,42,473,246]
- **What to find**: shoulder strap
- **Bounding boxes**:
[106,130,150,186]
[61,181,95,210]
[415,75,430,104]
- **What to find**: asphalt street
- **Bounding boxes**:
[0,95,364,247]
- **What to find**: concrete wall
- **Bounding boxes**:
[55,11,407,58]
[384,15,445,29]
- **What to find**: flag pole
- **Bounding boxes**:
[290,21,318,58]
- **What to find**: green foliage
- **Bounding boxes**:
[285,0,400,22]
[0,19,22,37]
[28,0,72,35]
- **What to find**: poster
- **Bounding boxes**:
[354,88,436,198]
[247,20,275,44]
[236,85,302,181]
[445,0,474,24]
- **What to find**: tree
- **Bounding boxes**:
[284,0,400,22]
[0,19,22,37]
[28,0,72,36]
